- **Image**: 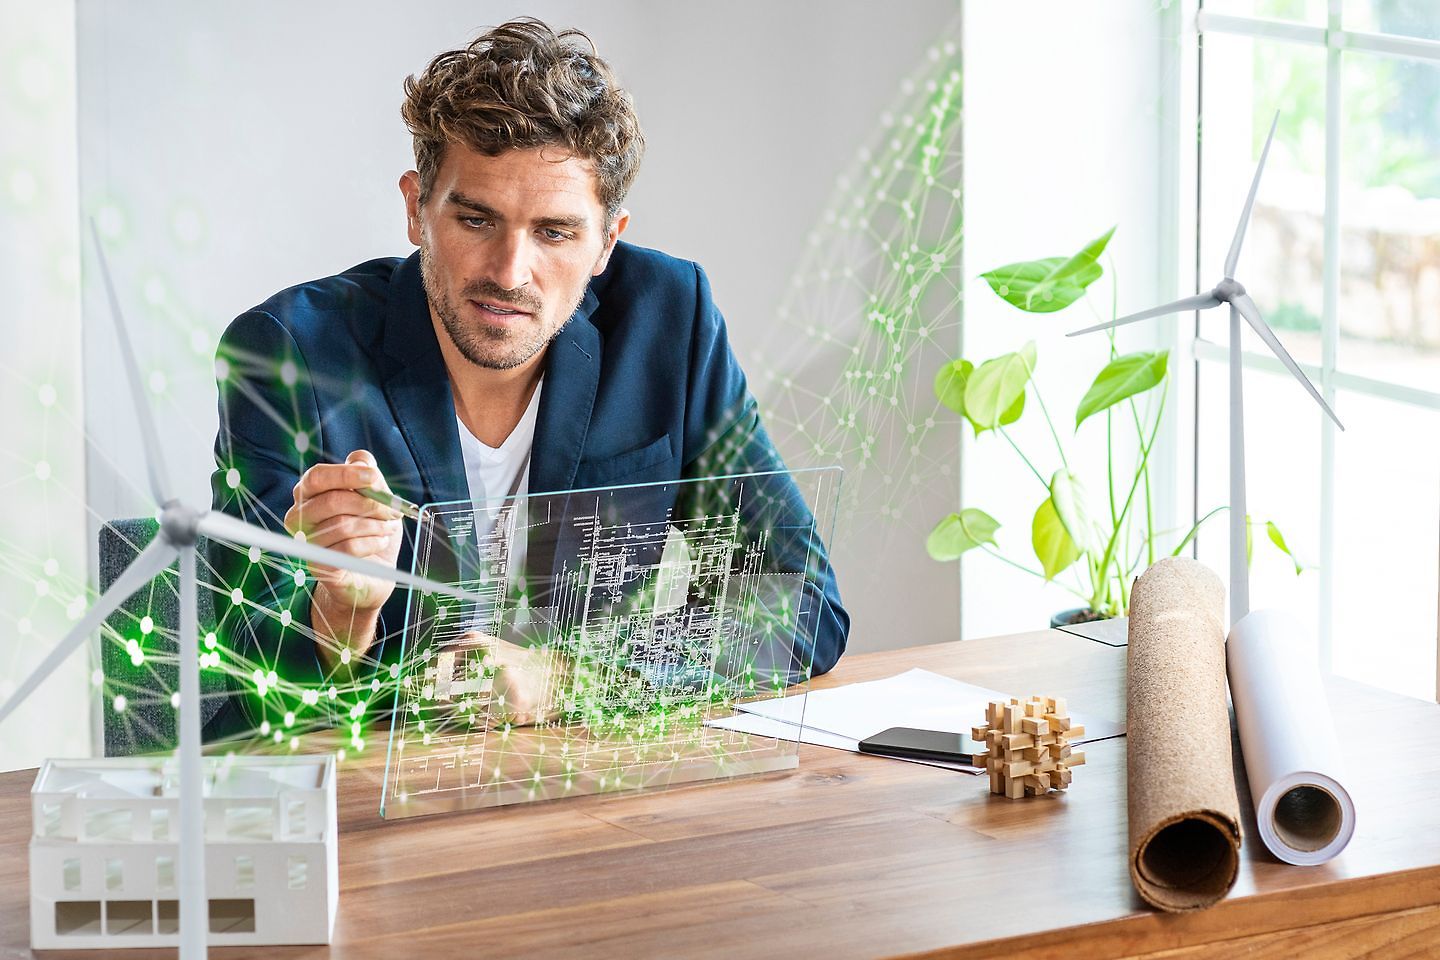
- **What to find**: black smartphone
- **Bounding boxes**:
[857,727,978,764]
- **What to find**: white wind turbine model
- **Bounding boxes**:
[1068,113,1344,627]
[0,222,488,959]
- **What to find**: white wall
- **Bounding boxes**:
[960,0,1182,638]
[0,1,89,771]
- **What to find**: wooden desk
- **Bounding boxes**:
[3,629,1439,959]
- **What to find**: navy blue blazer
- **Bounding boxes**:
[209,241,848,716]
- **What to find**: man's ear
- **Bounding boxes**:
[591,207,630,276]
[399,171,423,246]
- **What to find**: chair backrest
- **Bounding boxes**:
[97,520,236,755]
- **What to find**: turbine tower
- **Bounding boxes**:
[1068,113,1344,626]
[0,223,488,958]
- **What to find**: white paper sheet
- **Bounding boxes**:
[730,668,1124,746]
[706,708,984,772]
[1227,608,1356,865]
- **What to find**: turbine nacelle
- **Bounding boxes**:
[160,501,205,548]
[1212,278,1246,303]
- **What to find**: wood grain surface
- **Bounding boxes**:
[2,629,1437,959]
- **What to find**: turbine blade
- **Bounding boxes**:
[1067,292,1220,337]
[0,537,180,726]
[1233,294,1345,430]
[89,220,173,505]
[196,511,490,607]
[1224,111,1280,280]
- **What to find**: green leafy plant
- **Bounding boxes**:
[928,228,1304,620]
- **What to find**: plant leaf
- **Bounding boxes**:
[979,227,1116,313]
[1032,497,1082,580]
[926,508,1001,562]
[1075,351,1170,430]
[933,359,973,416]
[964,342,1036,434]
[1049,470,1094,554]
[1266,520,1304,575]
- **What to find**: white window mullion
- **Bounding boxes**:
[1318,0,1342,675]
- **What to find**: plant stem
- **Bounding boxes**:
[1023,358,1070,473]
[1089,386,1167,612]
[980,545,1092,603]
[1170,505,1228,557]
[998,426,1050,491]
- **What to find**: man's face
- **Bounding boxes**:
[401,145,628,371]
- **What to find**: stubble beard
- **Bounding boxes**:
[420,244,589,371]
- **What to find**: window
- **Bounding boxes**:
[104,858,123,893]
[286,798,307,836]
[234,854,254,890]
[287,855,308,890]
[223,805,274,841]
[208,898,256,934]
[156,855,175,891]
[106,901,152,936]
[54,901,102,936]
[84,807,131,842]
[1192,1,1440,700]
[150,807,170,841]
[62,858,81,892]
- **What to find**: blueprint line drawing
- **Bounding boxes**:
[381,469,840,818]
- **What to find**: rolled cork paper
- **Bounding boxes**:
[1126,557,1241,912]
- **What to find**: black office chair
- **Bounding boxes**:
[97,520,247,755]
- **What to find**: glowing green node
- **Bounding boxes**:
[215,357,231,382]
[37,383,56,407]
[327,685,337,700]
[246,545,260,563]
[280,610,292,627]
[230,587,244,605]
[90,668,102,687]
[292,568,305,588]
[260,720,271,736]
[339,647,351,665]
[34,460,51,481]
[279,360,299,387]
[294,431,310,454]
[34,579,49,597]
[112,694,126,713]
[272,730,284,744]
[170,691,180,709]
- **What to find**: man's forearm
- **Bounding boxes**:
[310,584,382,669]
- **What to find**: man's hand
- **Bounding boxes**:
[285,450,404,663]
[468,632,570,727]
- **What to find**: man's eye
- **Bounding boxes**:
[460,217,492,229]
[541,228,572,242]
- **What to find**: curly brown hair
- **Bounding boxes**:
[401,18,645,224]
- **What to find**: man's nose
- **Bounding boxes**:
[484,230,533,292]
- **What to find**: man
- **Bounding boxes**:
[210,19,847,732]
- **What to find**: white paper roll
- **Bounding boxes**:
[1227,608,1356,865]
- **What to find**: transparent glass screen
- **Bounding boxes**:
[380,468,841,818]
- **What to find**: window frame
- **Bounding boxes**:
[1190,0,1440,700]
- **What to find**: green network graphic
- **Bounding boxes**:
[1,21,960,775]
[758,35,963,537]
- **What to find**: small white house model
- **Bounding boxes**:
[29,753,338,949]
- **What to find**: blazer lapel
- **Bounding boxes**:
[379,253,469,509]
[529,288,601,495]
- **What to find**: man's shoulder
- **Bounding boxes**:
[594,240,702,300]
[249,256,406,325]
[224,255,411,353]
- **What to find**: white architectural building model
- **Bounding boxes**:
[29,753,337,949]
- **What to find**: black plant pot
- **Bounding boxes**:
[1050,607,1110,630]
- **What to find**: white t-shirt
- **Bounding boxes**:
[457,380,542,548]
